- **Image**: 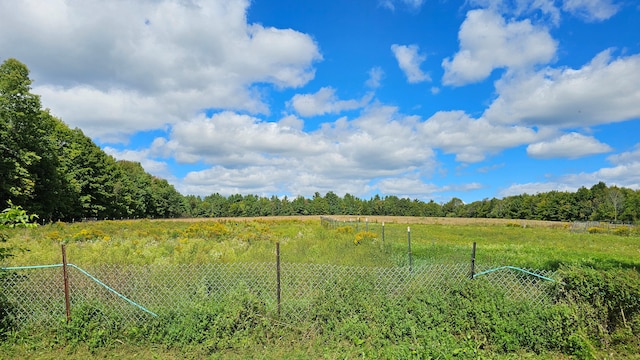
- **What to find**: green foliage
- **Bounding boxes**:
[61,302,130,351]
[1,202,37,336]
[613,226,631,236]
[144,286,273,353]
[2,219,640,357]
[555,266,640,345]
[1,201,38,261]
[0,59,187,222]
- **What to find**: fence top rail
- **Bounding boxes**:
[473,265,557,283]
[1,264,63,271]
[2,263,158,317]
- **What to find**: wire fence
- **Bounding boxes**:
[570,221,637,235]
[2,259,557,329]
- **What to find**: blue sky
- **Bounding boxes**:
[1,0,639,203]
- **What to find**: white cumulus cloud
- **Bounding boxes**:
[288,87,373,117]
[0,0,321,141]
[147,106,437,197]
[419,111,539,162]
[562,0,620,22]
[366,67,385,89]
[484,49,640,127]
[391,44,431,83]
[500,143,640,197]
[526,132,612,159]
[442,9,556,86]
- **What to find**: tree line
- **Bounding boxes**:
[183,182,639,223]
[2,58,639,224]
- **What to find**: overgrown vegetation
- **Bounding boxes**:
[3,218,638,269]
[2,267,639,359]
[1,219,639,358]
[0,202,37,337]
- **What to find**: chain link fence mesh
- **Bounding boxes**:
[1,261,557,329]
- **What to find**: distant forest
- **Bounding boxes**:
[2,58,639,223]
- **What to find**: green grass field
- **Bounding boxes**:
[2,217,639,359]
[4,217,638,270]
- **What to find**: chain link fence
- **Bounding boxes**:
[1,260,557,329]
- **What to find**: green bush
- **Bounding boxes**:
[144,285,274,353]
[587,226,606,234]
[47,301,133,352]
[554,266,640,354]
[612,226,630,236]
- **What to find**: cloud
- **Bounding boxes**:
[375,176,442,198]
[391,44,431,83]
[0,0,321,141]
[288,87,373,117]
[103,147,174,181]
[366,67,384,89]
[467,0,561,25]
[419,111,539,162]
[442,9,556,86]
[562,0,620,22]
[607,144,640,165]
[36,85,178,143]
[498,181,578,197]
[380,0,424,11]
[500,143,640,197]
[526,132,612,159]
[145,106,437,197]
[163,112,327,167]
[484,49,640,127]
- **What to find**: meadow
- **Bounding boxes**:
[4,216,638,270]
[1,216,640,359]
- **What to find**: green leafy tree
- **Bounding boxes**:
[620,189,640,223]
[310,192,329,215]
[442,197,464,217]
[0,59,56,210]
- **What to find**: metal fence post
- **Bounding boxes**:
[407,226,412,272]
[61,244,71,323]
[470,242,476,279]
[382,222,385,250]
[276,242,281,317]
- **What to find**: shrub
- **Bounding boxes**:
[554,266,640,352]
[353,231,377,245]
[612,226,630,236]
[335,226,354,235]
[72,228,109,242]
[587,227,606,234]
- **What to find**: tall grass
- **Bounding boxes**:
[2,218,639,271]
[3,267,639,359]
[2,217,640,359]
